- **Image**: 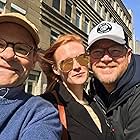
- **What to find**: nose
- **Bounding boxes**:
[100,50,113,63]
[72,59,81,72]
[0,45,16,61]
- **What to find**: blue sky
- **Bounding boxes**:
[123,0,140,41]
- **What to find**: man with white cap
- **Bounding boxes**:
[87,21,140,140]
[0,12,61,140]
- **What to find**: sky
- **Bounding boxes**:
[123,0,140,41]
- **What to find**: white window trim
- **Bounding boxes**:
[84,16,90,34]
[0,0,6,3]
[75,7,82,29]
[11,3,26,15]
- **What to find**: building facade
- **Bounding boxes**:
[0,0,134,95]
[135,40,140,54]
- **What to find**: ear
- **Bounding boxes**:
[52,65,60,75]
[88,59,91,69]
[31,53,37,70]
[127,48,132,64]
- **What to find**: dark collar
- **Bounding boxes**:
[54,81,93,104]
[0,85,25,99]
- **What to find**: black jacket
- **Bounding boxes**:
[90,54,140,140]
[41,82,114,140]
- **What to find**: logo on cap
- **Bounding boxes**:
[97,23,112,34]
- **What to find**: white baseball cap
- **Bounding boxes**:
[87,21,126,50]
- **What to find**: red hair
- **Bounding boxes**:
[38,33,84,91]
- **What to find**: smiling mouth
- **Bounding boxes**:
[97,66,116,69]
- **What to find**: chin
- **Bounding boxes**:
[72,80,86,85]
[99,76,117,84]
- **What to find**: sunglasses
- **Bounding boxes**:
[59,53,89,72]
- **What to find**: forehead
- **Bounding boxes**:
[91,39,120,49]
[0,22,35,46]
[54,41,85,61]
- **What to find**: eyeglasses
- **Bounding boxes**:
[90,45,127,59]
[59,53,89,72]
[0,38,35,57]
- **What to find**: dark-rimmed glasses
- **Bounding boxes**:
[90,45,127,59]
[59,53,89,72]
[0,38,35,57]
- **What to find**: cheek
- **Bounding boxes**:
[83,66,89,75]
[90,59,97,70]
[90,57,98,64]
[24,61,33,70]
[19,57,34,73]
[90,56,97,62]
[65,71,75,83]
[118,57,129,71]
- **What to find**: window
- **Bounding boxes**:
[123,15,126,23]
[109,14,112,21]
[126,19,129,27]
[0,0,6,13]
[86,0,90,4]
[90,0,96,9]
[116,3,120,15]
[97,2,102,15]
[65,0,72,21]
[108,0,114,7]
[11,3,26,15]
[84,17,89,34]
[52,0,60,11]
[128,21,132,30]
[25,71,40,94]
[75,9,81,29]
[50,29,60,45]
[26,82,33,94]
[102,8,107,20]
[110,17,114,22]
[124,31,128,45]
[120,9,123,19]
[111,0,114,7]
[91,23,95,30]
